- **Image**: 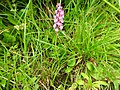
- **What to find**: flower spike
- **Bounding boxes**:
[53,3,64,35]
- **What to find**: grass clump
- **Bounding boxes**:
[0,0,120,90]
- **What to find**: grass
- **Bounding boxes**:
[0,0,120,90]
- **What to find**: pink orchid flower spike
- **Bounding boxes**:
[53,3,64,35]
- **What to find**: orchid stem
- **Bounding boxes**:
[60,0,61,4]
[55,32,58,58]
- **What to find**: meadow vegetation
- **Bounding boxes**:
[0,0,120,90]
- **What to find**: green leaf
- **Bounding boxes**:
[113,80,119,90]
[17,73,24,81]
[86,62,95,71]
[34,84,39,90]
[71,83,77,88]
[0,87,3,90]
[67,59,76,67]
[65,67,73,73]
[7,14,17,25]
[81,73,89,80]
[93,83,100,88]
[93,81,108,86]
[1,79,6,87]
[23,86,31,90]
[0,18,6,28]
[76,79,84,85]
[69,87,74,90]
[12,88,17,90]
[57,84,65,90]
[31,77,37,83]
[3,33,16,43]
[69,83,77,90]
[28,77,37,85]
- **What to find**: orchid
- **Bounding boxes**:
[53,3,64,35]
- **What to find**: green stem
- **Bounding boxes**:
[55,33,58,57]
[60,0,61,3]
[103,0,120,13]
